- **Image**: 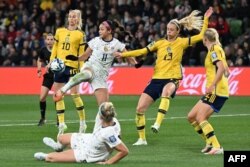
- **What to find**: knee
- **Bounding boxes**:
[187,112,195,123]
[136,106,146,113]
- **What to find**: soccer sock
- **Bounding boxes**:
[155,97,169,126]
[40,101,46,119]
[200,121,220,148]
[191,121,209,144]
[61,70,92,93]
[56,99,65,125]
[135,113,146,140]
[71,94,85,123]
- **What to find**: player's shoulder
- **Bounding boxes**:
[210,44,222,52]
[76,29,85,35]
[56,27,66,33]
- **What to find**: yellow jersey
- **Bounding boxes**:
[205,44,229,97]
[50,27,86,69]
[122,17,209,79]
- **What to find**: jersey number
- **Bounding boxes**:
[102,54,108,61]
[164,53,172,60]
[62,43,70,50]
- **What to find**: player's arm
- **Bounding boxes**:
[50,32,58,62]
[121,48,137,65]
[97,142,129,165]
[113,48,149,59]
[186,7,213,46]
[37,57,42,77]
[206,60,225,94]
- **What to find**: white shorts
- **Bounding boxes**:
[81,62,108,91]
[71,133,90,163]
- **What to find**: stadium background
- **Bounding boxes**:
[0,0,249,167]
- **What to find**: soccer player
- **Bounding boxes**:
[34,102,129,164]
[53,20,136,129]
[113,7,214,145]
[49,10,87,135]
[37,33,54,126]
[187,28,229,155]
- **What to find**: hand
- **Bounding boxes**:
[204,7,213,18]
[37,70,42,78]
[135,59,144,68]
[113,52,122,58]
[66,55,78,61]
[205,84,215,94]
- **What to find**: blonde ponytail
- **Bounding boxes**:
[99,102,116,122]
[170,10,203,31]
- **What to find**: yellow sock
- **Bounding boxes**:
[71,94,85,121]
[135,113,146,140]
[191,121,209,144]
[200,121,220,148]
[56,99,65,124]
[155,97,169,126]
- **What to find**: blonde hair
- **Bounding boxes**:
[99,102,116,122]
[204,28,222,46]
[170,10,203,31]
[69,9,83,30]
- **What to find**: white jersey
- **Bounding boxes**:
[71,120,122,163]
[85,125,122,163]
[87,37,125,75]
[93,116,121,135]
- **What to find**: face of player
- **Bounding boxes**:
[99,24,112,40]
[68,11,78,27]
[167,23,179,40]
[46,35,54,49]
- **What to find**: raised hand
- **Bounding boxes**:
[113,52,123,58]
[205,7,213,18]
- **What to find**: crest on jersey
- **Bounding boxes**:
[109,135,117,143]
[211,52,217,60]
[104,45,109,52]
[167,46,172,53]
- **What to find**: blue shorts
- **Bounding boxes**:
[143,79,180,101]
[54,66,80,83]
[201,93,228,112]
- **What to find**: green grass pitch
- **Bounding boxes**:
[0,95,249,167]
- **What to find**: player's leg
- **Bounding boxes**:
[46,149,76,162]
[187,100,211,152]
[54,69,93,102]
[133,93,154,146]
[196,103,222,154]
[70,85,87,133]
[93,88,109,131]
[38,85,49,126]
[152,82,176,133]
[54,82,67,136]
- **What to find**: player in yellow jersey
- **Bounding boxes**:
[187,28,229,155]
[49,10,87,136]
[114,7,214,145]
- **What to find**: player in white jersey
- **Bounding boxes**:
[34,102,128,164]
[53,20,136,131]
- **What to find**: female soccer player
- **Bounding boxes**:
[49,10,87,135]
[53,20,136,130]
[187,28,229,155]
[113,7,214,145]
[34,102,129,164]
[37,33,54,126]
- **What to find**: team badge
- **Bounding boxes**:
[104,45,109,52]
[109,135,117,143]
[211,52,217,59]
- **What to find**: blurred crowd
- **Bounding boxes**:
[0,0,249,67]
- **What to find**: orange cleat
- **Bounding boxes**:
[53,90,64,102]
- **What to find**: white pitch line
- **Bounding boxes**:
[0,113,249,127]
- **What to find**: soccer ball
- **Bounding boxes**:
[50,58,65,73]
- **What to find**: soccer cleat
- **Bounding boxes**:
[34,152,47,161]
[43,137,63,152]
[79,123,87,133]
[53,90,64,102]
[37,118,46,126]
[201,144,212,153]
[205,147,224,155]
[133,138,147,146]
[57,123,67,137]
[151,124,160,133]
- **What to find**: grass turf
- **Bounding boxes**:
[0,95,249,167]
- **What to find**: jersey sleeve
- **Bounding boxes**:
[210,49,223,65]
[50,30,59,61]
[79,31,87,56]
[103,128,122,148]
